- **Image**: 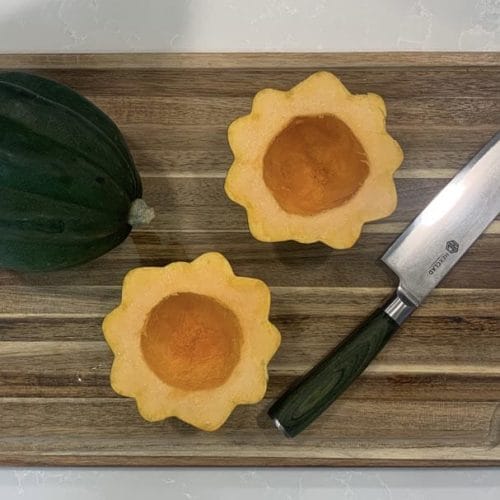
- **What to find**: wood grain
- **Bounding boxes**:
[0,52,498,68]
[0,232,498,288]
[0,53,499,466]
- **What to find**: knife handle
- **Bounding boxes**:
[268,292,415,438]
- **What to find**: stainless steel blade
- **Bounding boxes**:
[382,132,500,306]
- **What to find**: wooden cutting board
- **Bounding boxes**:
[0,53,499,466]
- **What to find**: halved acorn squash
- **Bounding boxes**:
[225,71,404,248]
[102,252,281,431]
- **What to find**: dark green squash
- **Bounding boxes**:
[0,71,154,271]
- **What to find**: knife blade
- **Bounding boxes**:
[268,132,500,438]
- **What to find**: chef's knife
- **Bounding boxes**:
[268,132,500,438]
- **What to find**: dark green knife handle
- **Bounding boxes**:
[268,293,413,438]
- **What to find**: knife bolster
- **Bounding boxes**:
[384,288,417,325]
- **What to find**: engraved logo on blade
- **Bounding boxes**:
[446,240,459,254]
[428,241,459,276]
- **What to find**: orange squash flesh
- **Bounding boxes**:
[263,114,370,216]
[141,292,243,391]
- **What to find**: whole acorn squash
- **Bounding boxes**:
[103,252,281,431]
[225,71,404,249]
[0,71,153,271]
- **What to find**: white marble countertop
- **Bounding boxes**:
[1,468,500,499]
[1,0,499,52]
[1,1,499,498]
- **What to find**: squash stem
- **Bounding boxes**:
[128,199,155,227]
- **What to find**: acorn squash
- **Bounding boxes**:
[102,252,281,431]
[0,71,154,271]
[225,71,403,248]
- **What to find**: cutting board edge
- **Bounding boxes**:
[1,456,499,467]
[0,52,498,70]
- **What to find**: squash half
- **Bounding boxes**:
[225,71,404,248]
[102,252,281,431]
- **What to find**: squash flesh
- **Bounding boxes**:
[263,114,369,216]
[141,292,242,391]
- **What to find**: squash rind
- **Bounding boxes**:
[0,71,147,271]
